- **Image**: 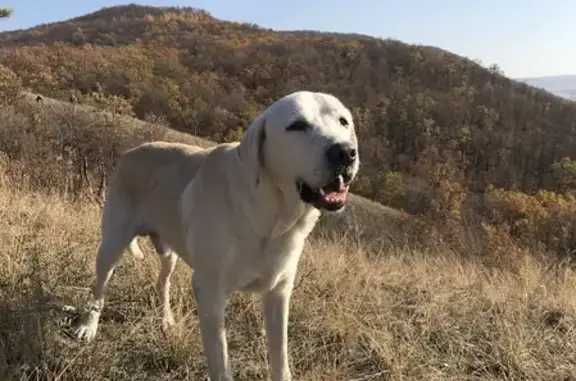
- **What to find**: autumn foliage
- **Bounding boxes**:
[0,4,575,259]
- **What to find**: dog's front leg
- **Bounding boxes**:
[193,278,232,381]
[262,277,295,381]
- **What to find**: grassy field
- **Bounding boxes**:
[1,186,576,381]
[1,94,576,381]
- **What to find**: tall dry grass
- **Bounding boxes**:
[1,185,576,381]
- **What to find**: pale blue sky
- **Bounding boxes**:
[1,0,574,78]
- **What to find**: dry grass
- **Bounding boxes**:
[1,186,576,381]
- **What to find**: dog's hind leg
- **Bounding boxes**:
[150,233,177,331]
[74,192,135,342]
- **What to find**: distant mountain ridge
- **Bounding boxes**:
[518,74,576,100]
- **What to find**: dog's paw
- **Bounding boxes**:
[162,313,176,332]
[73,319,99,342]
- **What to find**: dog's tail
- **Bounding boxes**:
[127,238,144,259]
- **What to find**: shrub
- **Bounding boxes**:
[0,64,22,104]
[0,96,165,201]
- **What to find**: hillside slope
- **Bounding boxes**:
[1,72,576,381]
[2,92,423,250]
[1,4,575,257]
[2,4,575,197]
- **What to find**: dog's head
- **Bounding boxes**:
[238,91,360,213]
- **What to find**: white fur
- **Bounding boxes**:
[73,91,360,381]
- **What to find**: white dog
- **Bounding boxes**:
[73,91,360,381]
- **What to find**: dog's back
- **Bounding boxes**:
[110,141,205,205]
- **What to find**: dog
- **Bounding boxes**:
[73,90,360,381]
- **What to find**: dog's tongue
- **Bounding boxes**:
[320,183,349,204]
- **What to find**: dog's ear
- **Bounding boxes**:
[238,115,267,187]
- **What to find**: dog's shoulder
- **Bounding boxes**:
[196,142,240,174]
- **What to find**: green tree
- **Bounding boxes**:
[0,7,12,18]
[551,157,576,191]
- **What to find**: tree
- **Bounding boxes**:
[0,7,12,18]
[551,157,576,191]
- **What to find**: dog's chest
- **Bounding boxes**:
[234,234,303,293]
[237,209,320,293]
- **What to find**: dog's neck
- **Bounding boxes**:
[235,152,320,240]
[261,171,320,238]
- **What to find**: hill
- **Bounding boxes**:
[0,3,575,256]
[519,74,576,100]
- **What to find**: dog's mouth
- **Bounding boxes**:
[297,176,350,212]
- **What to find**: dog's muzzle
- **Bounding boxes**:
[297,142,358,212]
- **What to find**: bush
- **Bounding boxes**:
[0,64,22,104]
[479,185,576,257]
[0,96,165,201]
[552,157,576,192]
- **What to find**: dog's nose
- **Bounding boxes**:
[326,142,357,168]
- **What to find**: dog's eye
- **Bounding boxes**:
[286,120,311,132]
[339,117,349,127]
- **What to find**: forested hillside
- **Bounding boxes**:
[1,4,575,257]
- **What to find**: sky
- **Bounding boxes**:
[1,0,575,79]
